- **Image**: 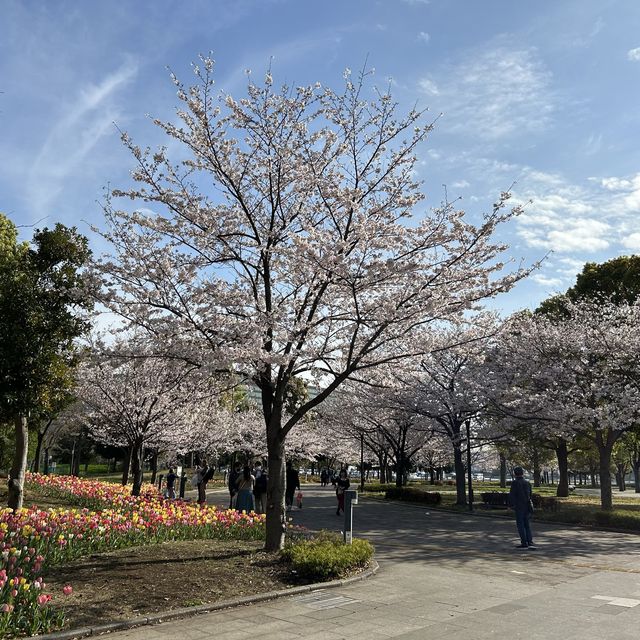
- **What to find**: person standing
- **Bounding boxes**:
[320,469,328,487]
[235,465,256,513]
[197,458,212,505]
[165,467,177,499]
[508,466,536,549]
[335,468,350,516]
[285,461,300,512]
[228,463,241,509]
[253,462,267,514]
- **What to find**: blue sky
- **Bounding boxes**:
[2,0,639,312]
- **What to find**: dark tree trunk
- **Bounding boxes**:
[633,462,640,493]
[130,441,144,496]
[8,415,29,511]
[43,447,50,475]
[265,429,286,551]
[590,464,597,488]
[499,453,507,488]
[596,430,615,510]
[121,446,131,486]
[429,468,435,484]
[150,450,158,485]
[532,448,541,487]
[555,439,570,497]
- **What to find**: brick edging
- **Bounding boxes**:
[38,560,380,640]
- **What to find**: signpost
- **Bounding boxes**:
[343,490,358,544]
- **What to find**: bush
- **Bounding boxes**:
[593,510,640,530]
[384,487,442,505]
[531,494,558,511]
[363,482,396,493]
[282,536,374,580]
[481,492,509,507]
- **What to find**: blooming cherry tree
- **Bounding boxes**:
[97,59,528,548]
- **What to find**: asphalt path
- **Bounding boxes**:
[109,483,640,639]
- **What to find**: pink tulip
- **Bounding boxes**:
[62,584,73,596]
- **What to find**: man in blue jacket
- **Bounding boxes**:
[508,467,536,549]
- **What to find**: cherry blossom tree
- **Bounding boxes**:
[96,59,529,549]
[495,301,640,509]
[81,336,213,495]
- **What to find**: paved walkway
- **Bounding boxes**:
[109,485,640,639]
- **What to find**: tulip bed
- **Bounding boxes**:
[1,473,265,638]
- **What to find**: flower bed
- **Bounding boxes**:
[1,473,265,637]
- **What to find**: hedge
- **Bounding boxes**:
[384,487,442,505]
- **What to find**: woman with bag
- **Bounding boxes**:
[335,469,350,516]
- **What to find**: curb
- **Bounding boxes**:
[38,560,380,640]
[362,494,640,536]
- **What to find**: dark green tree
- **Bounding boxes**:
[0,214,92,509]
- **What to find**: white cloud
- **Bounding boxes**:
[417,32,430,44]
[621,233,640,250]
[28,58,138,213]
[531,274,563,288]
[452,180,470,189]
[627,47,640,61]
[417,46,556,141]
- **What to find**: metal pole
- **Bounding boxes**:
[466,419,474,512]
[360,433,365,493]
[343,490,358,544]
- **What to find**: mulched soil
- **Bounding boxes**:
[45,539,305,629]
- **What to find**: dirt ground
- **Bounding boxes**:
[45,539,305,629]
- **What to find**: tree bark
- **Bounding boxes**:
[555,439,570,497]
[150,449,158,485]
[130,441,144,496]
[121,446,131,485]
[634,462,640,494]
[43,447,50,475]
[499,453,507,488]
[265,432,286,551]
[33,423,49,474]
[8,415,29,511]
[596,431,614,510]
[532,448,541,487]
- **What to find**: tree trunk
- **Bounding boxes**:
[596,431,614,510]
[265,432,286,551]
[633,462,640,494]
[532,448,541,487]
[130,442,144,496]
[590,464,597,488]
[555,439,570,497]
[43,447,50,475]
[8,415,29,511]
[429,468,435,484]
[121,446,131,485]
[33,428,46,474]
[499,453,507,488]
[453,445,466,505]
[150,450,158,485]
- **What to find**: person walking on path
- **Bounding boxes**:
[285,461,300,512]
[235,465,255,513]
[253,462,267,514]
[320,469,328,486]
[165,467,177,499]
[509,466,536,549]
[335,468,350,516]
[228,463,241,509]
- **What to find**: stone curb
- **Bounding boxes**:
[37,560,379,640]
[363,493,640,536]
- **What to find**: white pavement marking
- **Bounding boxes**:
[296,590,360,609]
[592,595,640,608]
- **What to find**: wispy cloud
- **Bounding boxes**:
[418,45,556,141]
[28,59,138,214]
[417,31,430,44]
[627,47,640,61]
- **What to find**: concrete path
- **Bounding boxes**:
[108,485,640,639]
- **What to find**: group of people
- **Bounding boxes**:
[227,461,269,513]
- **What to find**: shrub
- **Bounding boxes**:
[384,487,442,505]
[363,482,396,493]
[531,494,558,511]
[282,536,374,580]
[593,510,640,531]
[481,492,509,507]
